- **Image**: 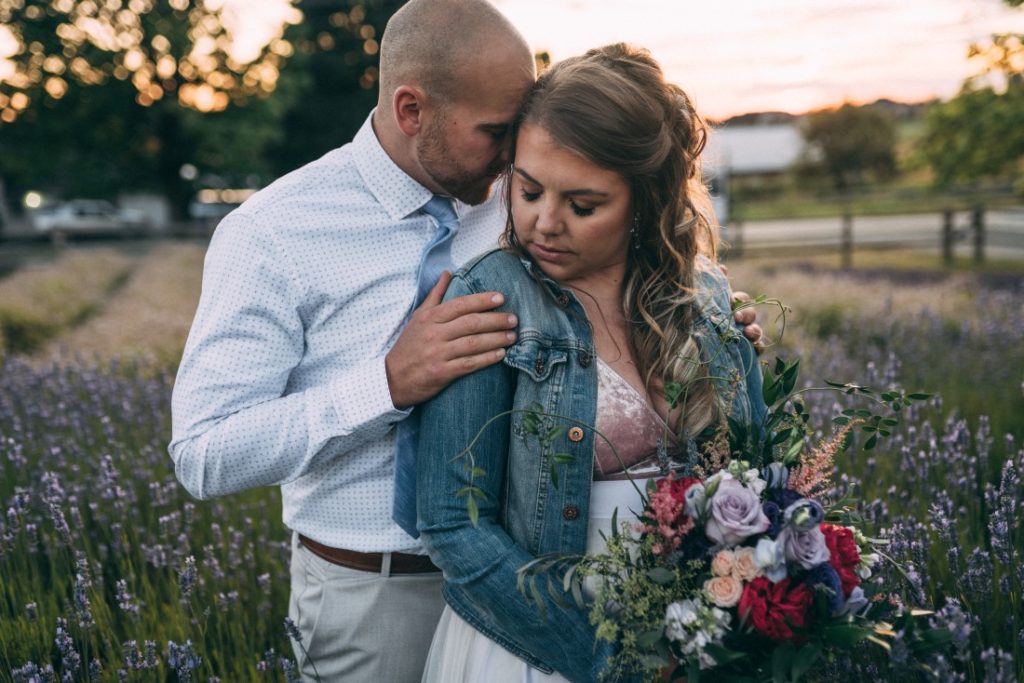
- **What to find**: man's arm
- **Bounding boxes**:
[170,215,517,500]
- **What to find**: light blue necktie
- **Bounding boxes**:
[393,196,459,538]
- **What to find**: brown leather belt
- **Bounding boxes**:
[298,534,440,575]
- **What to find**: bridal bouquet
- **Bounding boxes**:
[520,357,952,682]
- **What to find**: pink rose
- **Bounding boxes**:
[732,547,762,581]
[704,575,744,608]
[711,550,735,577]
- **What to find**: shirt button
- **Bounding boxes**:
[556,293,570,308]
[578,351,591,368]
[562,505,579,521]
[568,427,584,442]
[534,357,545,374]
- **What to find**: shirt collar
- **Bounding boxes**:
[352,110,436,222]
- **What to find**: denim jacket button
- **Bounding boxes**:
[556,293,570,308]
[534,357,545,375]
[567,427,584,442]
[578,351,591,368]
[562,505,579,520]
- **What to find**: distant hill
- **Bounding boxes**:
[714,98,936,127]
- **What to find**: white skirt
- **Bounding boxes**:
[421,478,649,683]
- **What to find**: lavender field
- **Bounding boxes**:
[0,246,1021,681]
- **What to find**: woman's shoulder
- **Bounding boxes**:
[448,248,537,296]
[693,254,734,320]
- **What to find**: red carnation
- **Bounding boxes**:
[821,524,861,596]
[738,577,813,641]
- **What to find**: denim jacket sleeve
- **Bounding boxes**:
[416,272,615,683]
[695,259,769,434]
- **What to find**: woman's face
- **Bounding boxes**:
[510,124,632,287]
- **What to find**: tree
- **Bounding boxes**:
[919,0,1023,188]
[799,103,897,192]
[0,0,301,215]
[270,0,404,177]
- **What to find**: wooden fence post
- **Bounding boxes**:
[972,205,985,265]
[732,219,744,259]
[841,211,853,269]
[942,209,954,267]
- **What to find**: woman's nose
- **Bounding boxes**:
[535,202,562,235]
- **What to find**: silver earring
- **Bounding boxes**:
[630,212,641,249]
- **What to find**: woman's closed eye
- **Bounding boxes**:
[519,188,596,218]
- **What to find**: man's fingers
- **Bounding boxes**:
[432,291,507,323]
[439,311,518,342]
[444,347,509,378]
[733,306,756,326]
[421,271,453,308]
[731,290,752,306]
[743,323,763,344]
[443,330,518,360]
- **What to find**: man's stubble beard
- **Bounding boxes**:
[418,120,500,206]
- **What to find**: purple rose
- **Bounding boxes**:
[705,479,771,547]
[777,525,830,570]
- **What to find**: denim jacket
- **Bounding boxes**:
[416,249,767,683]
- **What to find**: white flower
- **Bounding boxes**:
[741,468,767,496]
[765,462,789,489]
[754,537,787,582]
[665,599,699,642]
[684,483,707,518]
[838,586,869,616]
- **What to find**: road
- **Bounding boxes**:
[729,208,1024,259]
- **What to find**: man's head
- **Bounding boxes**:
[375,0,535,205]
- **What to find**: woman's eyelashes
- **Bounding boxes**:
[518,187,596,218]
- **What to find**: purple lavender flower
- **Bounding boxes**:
[54,618,81,677]
[178,555,197,603]
[284,617,303,642]
[167,640,201,682]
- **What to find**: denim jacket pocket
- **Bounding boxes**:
[503,339,568,382]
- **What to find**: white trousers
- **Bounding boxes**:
[288,532,445,682]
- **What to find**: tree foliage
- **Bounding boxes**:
[798,103,898,192]
[270,0,403,177]
[919,1,1023,188]
[0,0,300,214]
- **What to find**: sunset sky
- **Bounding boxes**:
[225,0,1024,118]
[492,0,1024,119]
[2,0,1022,119]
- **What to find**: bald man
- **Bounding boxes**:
[170,1,534,680]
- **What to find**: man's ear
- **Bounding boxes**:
[394,85,427,138]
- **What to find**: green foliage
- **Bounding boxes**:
[799,104,898,192]
[919,82,1024,187]
[270,0,405,177]
[0,0,301,213]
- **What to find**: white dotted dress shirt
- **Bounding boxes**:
[170,113,505,553]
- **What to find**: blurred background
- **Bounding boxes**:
[0,2,1022,680]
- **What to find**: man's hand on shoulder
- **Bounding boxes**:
[386,272,518,409]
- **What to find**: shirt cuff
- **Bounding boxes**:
[332,355,410,433]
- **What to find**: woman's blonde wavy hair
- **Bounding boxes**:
[502,43,723,438]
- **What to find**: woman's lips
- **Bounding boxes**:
[530,243,571,262]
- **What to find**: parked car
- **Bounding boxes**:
[30,200,151,237]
